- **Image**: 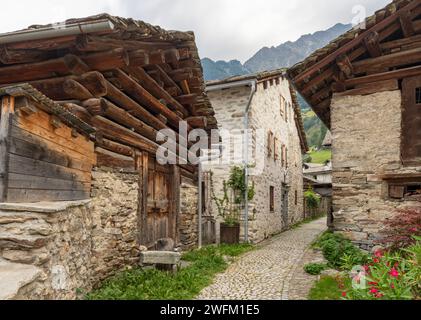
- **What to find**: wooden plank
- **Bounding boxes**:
[138,152,149,245]
[11,125,94,166]
[7,188,89,203]
[0,96,14,202]
[14,109,95,162]
[96,138,134,157]
[8,153,91,183]
[8,173,90,192]
[9,134,92,172]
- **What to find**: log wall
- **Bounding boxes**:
[0,96,95,203]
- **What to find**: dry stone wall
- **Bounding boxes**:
[331,90,420,249]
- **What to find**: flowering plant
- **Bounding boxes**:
[343,240,420,300]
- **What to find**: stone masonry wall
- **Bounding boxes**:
[206,79,304,244]
[179,177,199,250]
[248,79,304,242]
[331,90,420,250]
[0,167,140,299]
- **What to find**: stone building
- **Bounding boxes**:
[204,70,308,243]
[288,0,421,249]
[0,15,217,299]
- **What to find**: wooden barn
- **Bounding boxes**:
[288,0,421,249]
[0,15,217,299]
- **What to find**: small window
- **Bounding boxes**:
[416,87,421,104]
[274,137,279,160]
[295,190,298,206]
[285,102,289,122]
[280,96,285,118]
[270,79,274,86]
[270,186,275,212]
[268,131,274,158]
[388,183,421,199]
[263,81,268,90]
[275,78,280,85]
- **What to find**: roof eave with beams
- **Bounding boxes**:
[288,0,421,129]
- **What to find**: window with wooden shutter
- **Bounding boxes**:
[389,185,405,199]
[285,147,289,168]
[281,144,286,167]
[274,137,279,160]
[280,96,285,119]
[268,131,273,158]
[270,186,275,212]
[401,76,421,166]
[285,102,289,122]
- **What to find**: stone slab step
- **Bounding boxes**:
[0,232,48,250]
[0,258,42,300]
[140,251,181,265]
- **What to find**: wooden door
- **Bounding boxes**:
[282,186,289,229]
[402,76,421,165]
[141,155,176,249]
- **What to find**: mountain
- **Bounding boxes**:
[201,58,251,82]
[244,23,352,73]
[201,23,352,149]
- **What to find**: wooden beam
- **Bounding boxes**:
[333,79,399,97]
[345,64,421,87]
[363,31,382,57]
[353,47,421,74]
[0,54,88,84]
[63,80,94,101]
[399,8,415,37]
[82,48,129,71]
[148,65,182,96]
[126,67,189,117]
[176,94,197,105]
[100,98,158,142]
[185,116,208,128]
[0,46,50,64]
[128,50,150,67]
[111,69,189,129]
[336,54,354,78]
[105,80,167,131]
[96,138,134,157]
[29,71,107,100]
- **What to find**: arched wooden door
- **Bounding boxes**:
[138,153,179,249]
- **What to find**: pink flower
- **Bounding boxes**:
[373,258,380,264]
[363,265,370,272]
[389,268,399,278]
[391,284,395,289]
[409,227,417,233]
[368,282,378,286]
[370,288,379,294]
[342,292,347,297]
[374,250,383,258]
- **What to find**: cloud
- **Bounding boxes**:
[0,0,390,62]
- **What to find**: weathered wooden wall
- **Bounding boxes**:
[0,97,95,203]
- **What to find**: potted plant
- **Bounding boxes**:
[210,167,255,244]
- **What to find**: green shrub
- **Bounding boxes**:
[315,232,368,270]
[304,263,327,275]
[304,189,321,209]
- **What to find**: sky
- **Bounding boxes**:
[0,0,390,62]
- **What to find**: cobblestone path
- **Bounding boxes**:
[197,217,327,300]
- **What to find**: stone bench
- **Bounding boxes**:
[140,251,181,266]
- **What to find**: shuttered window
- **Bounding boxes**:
[270,186,275,212]
[402,76,421,165]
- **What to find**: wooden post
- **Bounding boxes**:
[137,151,149,246]
[0,96,15,202]
[172,165,181,245]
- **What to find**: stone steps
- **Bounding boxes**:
[0,258,42,300]
[0,232,48,250]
